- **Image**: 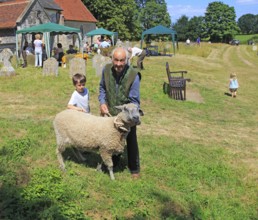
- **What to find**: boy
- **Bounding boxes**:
[67,73,90,113]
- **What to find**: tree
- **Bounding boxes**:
[204,1,240,42]
[82,0,141,40]
[187,16,205,41]
[139,0,171,30]
[238,14,257,34]
[172,15,189,41]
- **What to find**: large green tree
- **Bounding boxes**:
[238,14,258,34]
[172,15,189,41]
[82,0,141,40]
[139,0,171,30]
[173,15,204,42]
[203,1,240,42]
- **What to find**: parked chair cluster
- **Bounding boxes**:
[163,62,191,100]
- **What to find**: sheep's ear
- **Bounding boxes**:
[139,109,144,116]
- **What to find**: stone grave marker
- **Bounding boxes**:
[92,53,112,76]
[69,57,86,78]
[43,57,59,76]
[0,48,15,76]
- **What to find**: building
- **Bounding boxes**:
[0,0,97,52]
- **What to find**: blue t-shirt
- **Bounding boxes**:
[229,79,239,89]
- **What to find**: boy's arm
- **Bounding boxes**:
[67,104,86,112]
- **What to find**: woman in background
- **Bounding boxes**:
[33,34,43,67]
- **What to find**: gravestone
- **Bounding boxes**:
[0,48,15,76]
[92,53,111,76]
[27,54,35,66]
[43,57,58,76]
[69,57,86,78]
[116,39,123,47]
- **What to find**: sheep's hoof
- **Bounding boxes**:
[59,165,66,172]
[109,171,115,180]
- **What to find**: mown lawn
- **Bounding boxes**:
[0,43,257,219]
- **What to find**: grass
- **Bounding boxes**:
[235,33,258,44]
[0,42,257,219]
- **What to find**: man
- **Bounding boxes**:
[98,47,141,179]
[100,38,111,48]
[128,47,146,70]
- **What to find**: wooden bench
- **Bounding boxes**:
[163,62,191,100]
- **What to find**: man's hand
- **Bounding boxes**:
[100,104,109,115]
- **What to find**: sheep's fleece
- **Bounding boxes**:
[53,103,143,180]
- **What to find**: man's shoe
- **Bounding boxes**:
[131,173,140,179]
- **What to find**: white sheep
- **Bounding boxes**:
[53,103,143,180]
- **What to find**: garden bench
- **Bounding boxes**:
[163,62,191,100]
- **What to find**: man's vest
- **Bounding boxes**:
[104,64,140,115]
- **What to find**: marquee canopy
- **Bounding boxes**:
[85,28,117,46]
[16,22,82,58]
[141,25,177,54]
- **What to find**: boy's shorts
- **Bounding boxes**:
[229,88,237,92]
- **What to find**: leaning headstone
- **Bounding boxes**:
[124,41,132,49]
[69,57,86,78]
[0,48,15,76]
[115,39,123,47]
[42,57,58,76]
[92,53,102,69]
[95,55,112,77]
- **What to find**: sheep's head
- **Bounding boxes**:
[115,103,143,127]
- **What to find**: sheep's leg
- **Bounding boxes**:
[107,166,115,180]
[71,148,87,162]
[96,163,103,172]
[56,146,66,171]
[100,151,115,180]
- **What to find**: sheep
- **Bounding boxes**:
[53,103,143,180]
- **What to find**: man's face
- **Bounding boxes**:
[113,49,126,74]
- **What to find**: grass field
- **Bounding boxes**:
[0,42,257,219]
[235,33,258,44]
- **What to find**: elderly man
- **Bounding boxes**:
[128,46,146,70]
[98,47,142,179]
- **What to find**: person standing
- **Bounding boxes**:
[33,34,43,67]
[229,73,239,98]
[196,37,201,46]
[98,47,142,179]
[128,47,146,70]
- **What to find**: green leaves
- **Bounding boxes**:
[204,2,240,42]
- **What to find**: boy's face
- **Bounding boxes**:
[75,82,85,93]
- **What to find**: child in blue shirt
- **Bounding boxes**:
[229,73,239,98]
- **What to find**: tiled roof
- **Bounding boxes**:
[53,0,97,23]
[0,0,29,29]
[39,0,62,11]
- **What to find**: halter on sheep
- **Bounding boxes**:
[53,103,143,180]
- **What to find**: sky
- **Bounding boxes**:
[166,0,258,23]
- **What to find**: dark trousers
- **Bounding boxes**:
[126,125,140,174]
[137,50,146,70]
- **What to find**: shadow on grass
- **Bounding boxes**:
[0,186,66,220]
[224,92,232,97]
[62,147,128,174]
[0,163,70,219]
[151,190,201,220]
